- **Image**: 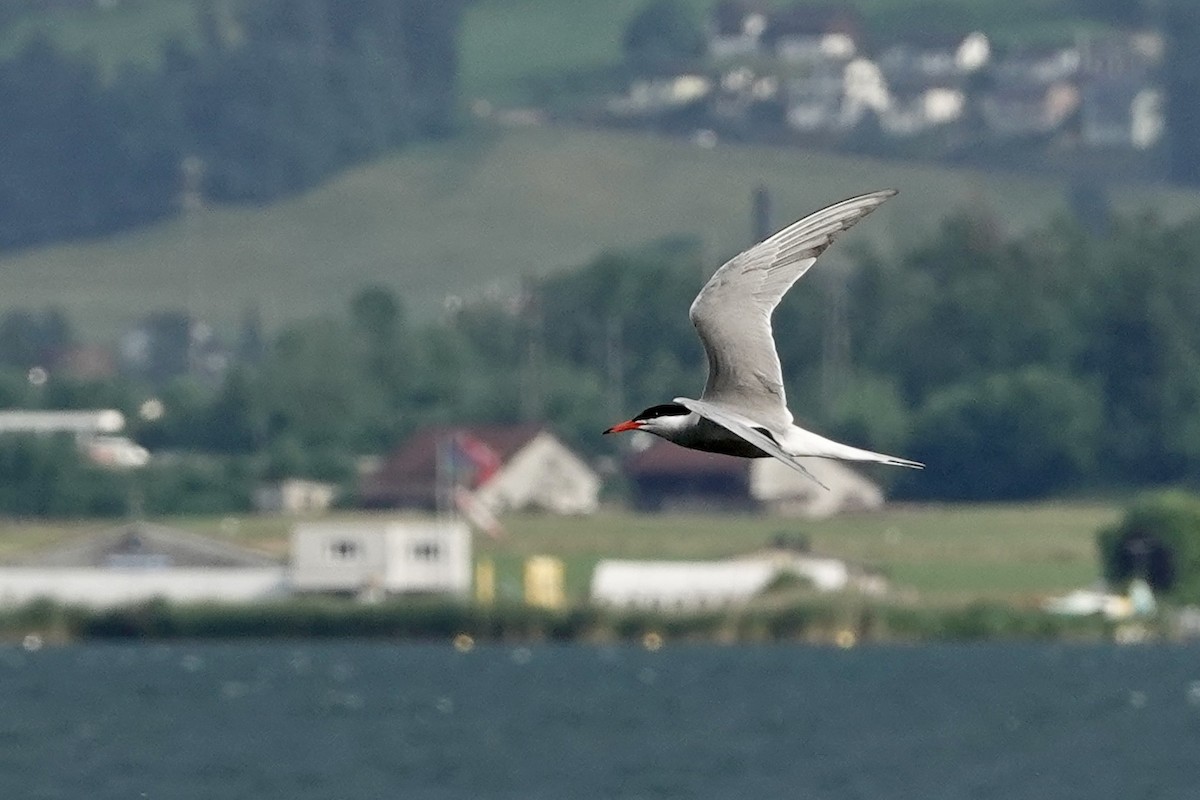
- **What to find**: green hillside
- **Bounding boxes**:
[2,125,1196,340]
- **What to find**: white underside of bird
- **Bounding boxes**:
[605,189,924,488]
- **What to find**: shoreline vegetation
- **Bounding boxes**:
[0,596,1154,647]
[0,502,1177,646]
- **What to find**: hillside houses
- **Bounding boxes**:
[607,1,1164,155]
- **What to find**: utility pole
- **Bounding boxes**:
[520,282,545,420]
[752,184,852,412]
[605,315,625,419]
[752,184,772,243]
[821,267,852,413]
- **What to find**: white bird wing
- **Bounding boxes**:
[689,189,897,429]
[673,397,829,489]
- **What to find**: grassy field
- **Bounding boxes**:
[0,501,1120,607]
[472,502,1118,605]
[3,124,1197,341]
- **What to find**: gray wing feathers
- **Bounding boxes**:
[689,190,896,421]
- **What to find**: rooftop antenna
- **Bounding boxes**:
[752,184,772,243]
[520,280,545,420]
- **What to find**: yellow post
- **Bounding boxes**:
[524,556,565,610]
[475,558,496,606]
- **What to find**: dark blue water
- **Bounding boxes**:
[0,640,1196,799]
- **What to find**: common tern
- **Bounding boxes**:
[604,189,923,488]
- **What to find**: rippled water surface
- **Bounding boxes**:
[1,641,1197,799]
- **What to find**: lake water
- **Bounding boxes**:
[0,640,1197,799]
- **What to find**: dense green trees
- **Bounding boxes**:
[541,208,1200,501]
[1097,491,1200,602]
[0,36,177,248]
[6,199,1200,514]
[622,0,707,70]
[0,434,129,517]
[0,0,462,249]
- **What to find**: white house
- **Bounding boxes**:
[0,522,286,608]
[750,457,884,518]
[472,430,600,515]
[360,424,600,517]
[254,478,338,514]
[841,57,890,123]
[290,518,471,598]
[878,76,967,135]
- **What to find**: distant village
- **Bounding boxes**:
[0,1,1170,627]
[0,406,909,616]
[0,408,886,520]
[594,2,1163,159]
[0,407,1151,626]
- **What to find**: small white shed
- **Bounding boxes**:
[750,457,884,518]
[290,519,471,598]
[590,560,780,611]
[254,478,338,514]
[590,552,874,611]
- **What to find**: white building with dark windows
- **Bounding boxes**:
[289,519,471,599]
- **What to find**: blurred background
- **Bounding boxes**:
[3,1,1200,798]
[2,0,1200,498]
[2,0,1200,608]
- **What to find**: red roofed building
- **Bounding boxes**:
[360,424,600,516]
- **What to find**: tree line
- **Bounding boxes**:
[0,0,462,250]
[2,200,1200,515]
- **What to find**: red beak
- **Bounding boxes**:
[604,420,642,435]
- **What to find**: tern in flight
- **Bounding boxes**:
[604,189,923,488]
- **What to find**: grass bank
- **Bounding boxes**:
[0,500,1137,643]
[0,502,1120,606]
[3,595,1121,646]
